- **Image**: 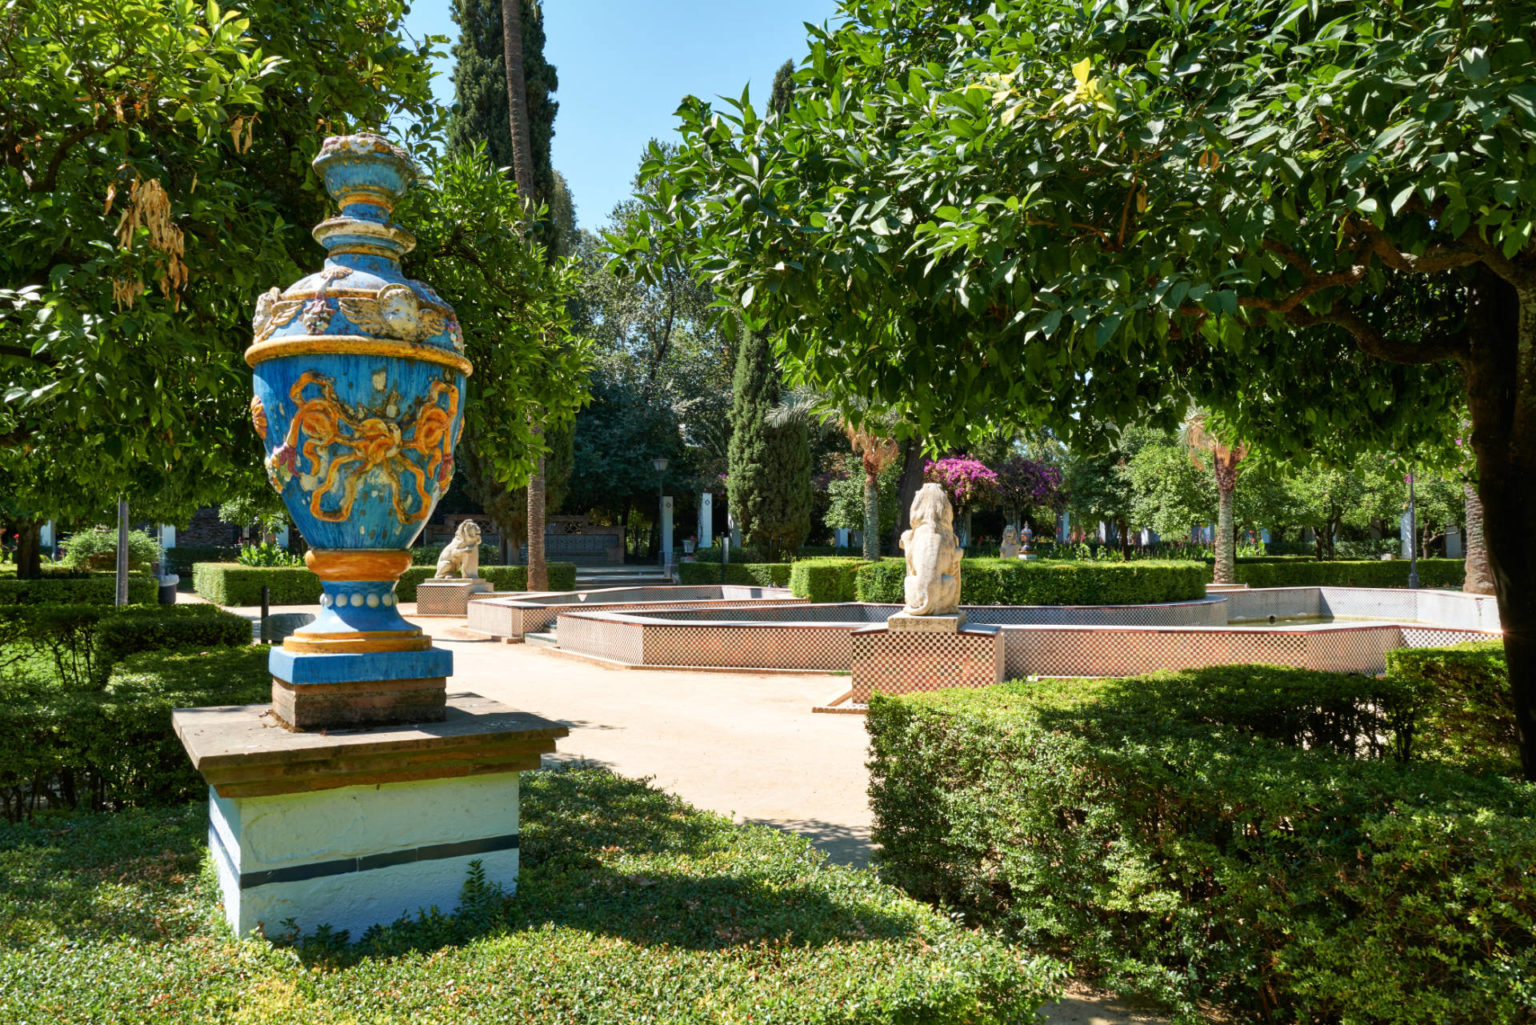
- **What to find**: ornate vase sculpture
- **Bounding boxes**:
[246,133,469,728]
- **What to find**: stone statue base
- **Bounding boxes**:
[849,621,1002,704]
[886,611,967,632]
[416,577,493,617]
[173,694,566,939]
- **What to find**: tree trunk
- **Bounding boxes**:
[862,470,881,561]
[527,451,547,590]
[499,0,535,201]
[1463,267,1535,780]
[889,439,925,553]
[1464,482,1494,594]
[1213,483,1236,583]
[13,521,42,579]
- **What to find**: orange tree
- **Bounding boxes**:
[610,0,1536,776]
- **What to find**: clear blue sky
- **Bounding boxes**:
[402,1,841,231]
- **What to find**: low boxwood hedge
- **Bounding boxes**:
[1233,557,1465,588]
[677,561,791,587]
[854,557,1207,605]
[0,603,251,691]
[1388,640,1519,777]
[194,563,578,605]
[867,666,1536,1023]
[0,573,156,605]
[161,546,242,575]
[0,646,271,819]
[788,557,865,602]
[0,765,1063,1022]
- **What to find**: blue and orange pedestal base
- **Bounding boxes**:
[271,548,450,729]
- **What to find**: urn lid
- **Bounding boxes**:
[245,132,467,372]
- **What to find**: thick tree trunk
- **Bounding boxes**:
[527,451,547,590]
[14,521,42,579]
[1214,484,1236,584]
[499,0,535,201]
[889,439,925,553]
[862,470,881,561]
[1463,268,1536,780]
[1464,482,1494,594]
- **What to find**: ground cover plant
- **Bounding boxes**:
[856,558,1206,605]
[866,666,1536,1023]
[0,766,1062,1024]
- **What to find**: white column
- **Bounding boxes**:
[39,521,54,549]
[1057,512,1069,543]
[1400,511,1414,558]
[1445,527,1463,557]
[661,496,674,567]
[275,523,290,548]
[699,493,713,548]
[159,524,177,550]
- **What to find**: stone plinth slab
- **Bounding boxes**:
[849,624,1002,703]
[416,578,494,617]
[176,694,568,939]
[173,693,567,798]
[886,611,967,632]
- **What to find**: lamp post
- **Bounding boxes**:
[652,456,669,568]
[1406,468,1420,589]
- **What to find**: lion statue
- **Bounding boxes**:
[899,483,962,617]
[999,525,1021,560]
[434,520,482,580]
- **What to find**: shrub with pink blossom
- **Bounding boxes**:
[924,456,1000,511]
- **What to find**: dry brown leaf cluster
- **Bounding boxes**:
[109,174,188,310]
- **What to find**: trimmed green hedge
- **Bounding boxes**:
[854,557,1207,605]
[193,563,578,605]
[0,646,271,819]
[677,561,792,587]
[192,563,321,605]
[0,603,250,691]
[0,766,1063,1021]
[0,573,156,605]
[788,557,865,602]
[867,666,1536,1023]
[690,543,854,564]
[1233,557,1464,588]
[1388,641,1519,777]
[162,546,242,574]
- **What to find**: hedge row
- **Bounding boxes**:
[854,557,1207,606]
[1233,557,1465,588]
[1387,641,1520,777]
[867,664,1535,1023]
[0,647,271,820]
[676,561,792,587]
[192,562,577,605]
[0,766,1062,1022]
[788,557,865,602]
[0,603,251,693]
[0,573,156,605]
[161,546,242,574]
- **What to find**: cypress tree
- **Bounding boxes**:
[447,0,558,206]
[770,60,796,114]
[727,326,812,559]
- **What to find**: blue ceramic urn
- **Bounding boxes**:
[246,133,468,727]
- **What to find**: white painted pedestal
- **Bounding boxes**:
[174,694,566,939]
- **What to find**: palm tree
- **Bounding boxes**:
[769,394,901,561]
[1179,410,1248,585]
[1464,481,1495,594]
[499,0,548,588]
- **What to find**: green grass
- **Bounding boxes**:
[0,766,1062,1024]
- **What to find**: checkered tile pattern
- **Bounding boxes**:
[466,594,805,640]
[553,613,644,664]
[850,627,1002,701]
[416,581,487,617]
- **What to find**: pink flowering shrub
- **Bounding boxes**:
[924,456,1000,511]
[995,456,1065,518]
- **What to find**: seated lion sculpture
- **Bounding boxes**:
[434,520,482,580]
[899,483,962,617]
[999,525,1021,560]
